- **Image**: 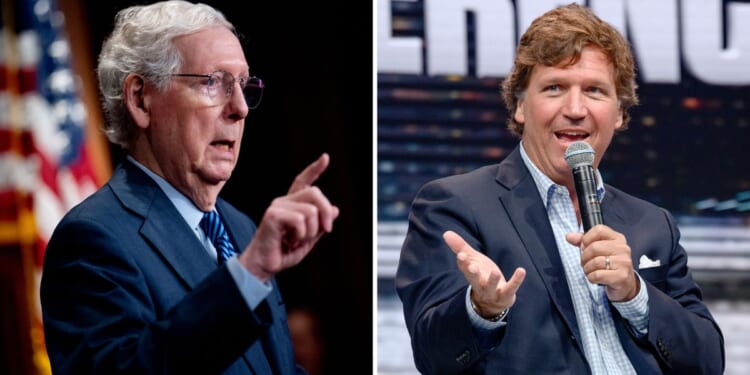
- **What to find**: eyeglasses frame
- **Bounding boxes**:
[170,70,264,109]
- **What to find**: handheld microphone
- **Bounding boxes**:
[564,141,602,232]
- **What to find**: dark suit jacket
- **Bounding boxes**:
[40,160,304,375]
[396,147,724,374]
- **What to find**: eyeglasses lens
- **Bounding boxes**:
[242,78,264,109]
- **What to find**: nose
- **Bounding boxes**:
[226,81,249,120]
[562,88,587,120]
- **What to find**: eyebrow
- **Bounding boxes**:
[533,74,615,88]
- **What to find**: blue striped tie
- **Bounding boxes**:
[200,211,237,264]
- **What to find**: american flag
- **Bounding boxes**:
[0,0,107,372]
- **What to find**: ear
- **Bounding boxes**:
[614,106,624,130]
[123,74,151,129]
[513,96,525,125]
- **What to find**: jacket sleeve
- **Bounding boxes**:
[395,179,503,374]
[40,216,269,375]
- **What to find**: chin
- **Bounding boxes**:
[214,172,233,183]
[208,162,236,178]
[198,170,233,186]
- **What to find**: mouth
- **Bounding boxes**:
[555,131,589,143]
[210,140,235,152]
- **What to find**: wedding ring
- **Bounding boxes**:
[605,256,611,270]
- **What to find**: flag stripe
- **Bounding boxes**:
[0,0,109,373]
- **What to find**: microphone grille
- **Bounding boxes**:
[564,141,595,168]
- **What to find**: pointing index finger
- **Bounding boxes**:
[288,153,329,194]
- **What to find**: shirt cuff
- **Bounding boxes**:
[611,272,650,337]
[226,256,272,310]
[465,286,507,330]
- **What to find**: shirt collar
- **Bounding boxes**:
[518,141,605,208]
[127,156,206,232]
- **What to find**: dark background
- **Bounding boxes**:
[81,1,373,373]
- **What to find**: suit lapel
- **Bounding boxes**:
[495,148,584,349]
[601,190,627,233]
[109,161,217,289]
[140,197,217,288]
[110,162,283,374]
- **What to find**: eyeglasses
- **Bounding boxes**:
[170,70,264,109]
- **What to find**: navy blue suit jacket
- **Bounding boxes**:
[41,160,304,375]
[396,147,724,374]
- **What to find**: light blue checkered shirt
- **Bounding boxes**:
[519,143,649,374]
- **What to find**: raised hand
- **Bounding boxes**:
[240,153,340,282]
[443,231,526,319]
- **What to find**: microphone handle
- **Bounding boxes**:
[572,165,603,232]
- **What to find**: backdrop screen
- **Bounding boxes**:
[377,0,750,282]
